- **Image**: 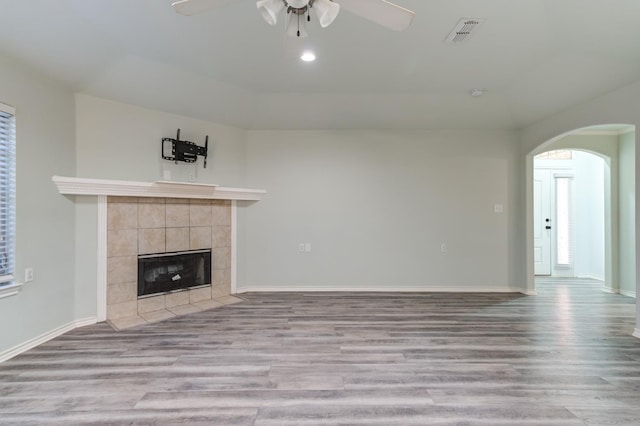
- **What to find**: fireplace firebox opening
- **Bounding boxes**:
[138,249,212,298]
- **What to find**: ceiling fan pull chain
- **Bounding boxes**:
[297,11,301,37]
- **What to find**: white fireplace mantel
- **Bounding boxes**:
[52,176,266,200]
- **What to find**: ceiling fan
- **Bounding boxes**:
[171,0,415,37]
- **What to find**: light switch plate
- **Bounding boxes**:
[25,268,33,282]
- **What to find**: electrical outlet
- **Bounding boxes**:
[24,268,33,282]
[494,203,504,213]
[440,243,447,253]
[298,243,312,253]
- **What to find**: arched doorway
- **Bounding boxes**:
[525,124,636,302]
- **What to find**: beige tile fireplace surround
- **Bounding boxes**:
[52,176,266,331]
[106,196,239,329]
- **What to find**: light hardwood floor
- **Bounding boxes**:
[1,278,639,425]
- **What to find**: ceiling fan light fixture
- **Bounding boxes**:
[312,0,340,28]
[256,0,285,26]
[176,0,416,36]
[288,0,309,8]
[286,10,309,37]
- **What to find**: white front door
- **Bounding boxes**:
[534,169,552,275]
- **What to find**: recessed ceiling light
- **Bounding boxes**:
[300,52,316,62]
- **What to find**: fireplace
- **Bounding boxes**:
[138,249,212,298]
[102,196,236,324]
[51,177,265,329]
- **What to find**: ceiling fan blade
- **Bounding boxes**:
[336,0,415,31]
[171,0,237,16]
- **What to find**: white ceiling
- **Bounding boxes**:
[1,0,640,130]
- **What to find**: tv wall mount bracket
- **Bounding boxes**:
[162,129,208,168]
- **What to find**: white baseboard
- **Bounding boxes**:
[633,328,640,339]
[0,316,97,363]
[521,289,537,296]
[236,285,524,294]
[75,317,98,327]
[576,274,605,281]
[620,289,637,298]
[601,287,619,294]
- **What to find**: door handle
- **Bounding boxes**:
[545,226,552,230]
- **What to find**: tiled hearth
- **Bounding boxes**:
[106,196,241,330]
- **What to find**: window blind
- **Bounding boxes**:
[0,102,15,285]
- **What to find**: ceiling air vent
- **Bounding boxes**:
[445,18,485,44]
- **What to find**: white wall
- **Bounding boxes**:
[74,196,98,320]
[521,81,640,154]
[74,101,524,298]
[572,151,606,280]
[75,94,247,184]
[241,129,521,291]
[619,132,636,296]
[0,54,77,357]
